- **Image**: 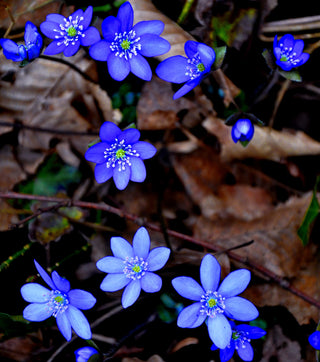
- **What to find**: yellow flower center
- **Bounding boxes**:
[197,63,205,72]
[121,40,131,50]
[116,148,126,159]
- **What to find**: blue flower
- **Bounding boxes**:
[21,260,96,341]
[155,40,215,99]
[211,321,266,362]
[172,254,259,349]
[231,118,254,145]
[40,6,100,57]
[89,1,170,81]
[84,122,157,190]
[0,21,42,62]
[96,227,170,308]
[75,346,99,362]
[309,331,320,350]
[273,34,309,72]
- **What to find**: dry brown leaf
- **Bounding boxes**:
[0,335,43,362]
[203,115,320,161]
[171,338,199,353]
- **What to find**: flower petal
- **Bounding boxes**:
[94,163,113,183]
[129,53,152,81]
[75,347,98,361]
[63,41,80,57]
[133,20,164,36]
[89,40,111,61]
[198,43,215,70]
[184,40,200,59]
[34,260,55,290]
[52,271,70,293]
[100,121,121,142]
[309,331,320,350]
[207,314,232,349]
[177,302,203,328]
[56,311,72,341]
[66,305,92,340]
[139,34,170,57]
[81,27,101,47]
[24,22,39,43]
[200,254,221,292]
[80,6,93,29]
[0,39,23,61]
[237,341,254,361]
[40,21,61,39]
[118,128,141,144]
[220,342,235,362]
[43,40,66,55]
[218,269,251,298]
[85,142,109,164]
[21,283,50,303]
[117,2,134,33]
[101,16,121,41]
[129,157,146,183]
[122,279,141,308]
[298,52,310,66]
[108,53,130,81]
[96,256,125,273]
[100,273,130,292]
[133,227,150,259]
[146,247,170,271]
[132,141,156,159]
[46,14,66,24]
[173,78,201,99]
[292,39,304,57]
[279,34,294,49]
[111,236,134,259]
[23,303,53,322]
[113,165,131,190]
[141,272,162,293]
[68,289,96,310]
[238,324,266,339]
[224,297,259,321]
[172,276,203,301]
[156,56,190,83]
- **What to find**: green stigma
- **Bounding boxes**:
[121,39,131,50]
[197,63,205,72]
[132,264,141,273]
[116,148,126,159]
[232,331,240,340]
[67,26,77,37]
[208,298,217,308]
[54,295,64,303]
[280,55,288,62]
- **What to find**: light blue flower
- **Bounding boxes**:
[231,118,254,145]
[309,330,320,350]
[21,260,96,341]
[96,227,170,308]
[74,346,99,362]
[156,40,215,99]
[172,254,259,349]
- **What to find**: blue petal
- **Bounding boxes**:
[198,43,215,70]
[129,157,146,182]
[279,34,294,49]
[133,20,164,36]
[111,236,134,259]
[85,142,109,164]
[177,302,203,328]
[43,40,66,55]
[172,276,203,301]
[273,35,278,49]
[309,331,320,349]
[141,272,162,293]
[118,128,141,143]
[129,53,152,81]
[200,254,221,292]
[70,9,84,23]
[113,166,131,190]
[23,303,53,322]
[101,16,121,42]
[81,27,101,47]
[156,56,190,83]
[52,271,70,293]
[100,273,130,292]
[34,260,55,290]
[184,40,199,59]
[21,283,50,303]
[117,2,134,33]
[273,46,282,61]
[96,256,125,273]
[207,314,232,349]
[133,227,150,259]
[40,21,60,39]
[139,34,170,57]
[237,341,254,361]
[108,53,130,81]
[146,247,170,271]
[89,40,111,61]
[74,347,98,362]
[0,39,23,61]
[24,22,38,43]
[56,311,72,341]
[238,324,266,339]
[224,297,259,321]
[68,289,96,310]
[220,343,235,362]
[100,121,121,142]
[80,6,93,30]
[218,269,251,297]
[132,141,156,159]
[46,14,66,23]
[298,52,310,66]
[276,59,294,71]
[66,305,92,340]
[173,78,201,99]
[63,41,80,57]
[292,39,304,57]
[94,163,113,183]
[122,279,141,308]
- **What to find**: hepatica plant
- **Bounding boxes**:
[84,121,156,190]
[231,118,254,147]
[40,6,100,57]
[21,260,96,341]
[172,254,258,349]
[156,40,215,99]
[96,227,170,308]
[89,1,170,81]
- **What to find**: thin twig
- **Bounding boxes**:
[269,78,291,128]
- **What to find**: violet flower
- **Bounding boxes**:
[231,118,254,146]
[309,330,320,350]
[75,346,99,362]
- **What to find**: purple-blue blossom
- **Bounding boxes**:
[21,260,96,341]
[156,40,215,99]
[309,330,320,350]
[0,21,42,62]
[84,122,156,190]
[89,1,170,81]
[231,118,254,145]
[172,254,259,349]
[211,321,266,362]
[96,227,170,308]
[74,346,99,362]
[40,6,100,57]
[273,34,309,72]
